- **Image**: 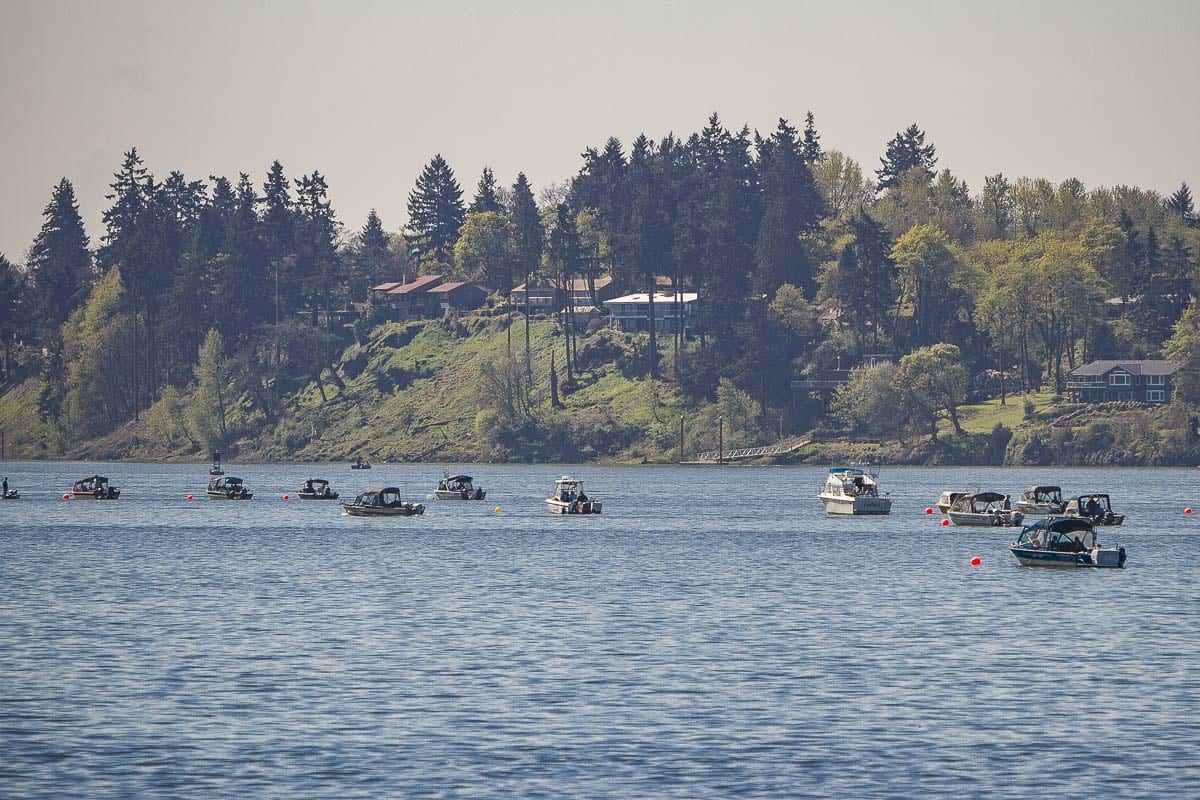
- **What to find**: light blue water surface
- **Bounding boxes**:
[0,461,1197,799]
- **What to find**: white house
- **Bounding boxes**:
[604,291,698,334]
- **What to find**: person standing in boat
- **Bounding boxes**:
[2,477,7,497]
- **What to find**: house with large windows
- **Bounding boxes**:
[604,291,698,334]
[1066,360,1177,404]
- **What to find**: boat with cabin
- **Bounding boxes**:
[435,471,486,500]
[818,466,891,515]
[350,457,372,470]
[341,487,424,516]
[936,490,967,515]
[1063,494,1125,526]
[947,491,1023,527]
[1010,516,1126,568]
[546,476,602,515]
[1015,485,1065,515]
[298,478,339,500]
[72,475,120,500]
[207,476,253,500]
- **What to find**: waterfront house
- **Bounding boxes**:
[1066,360,1177,403]
[427,281,488,315]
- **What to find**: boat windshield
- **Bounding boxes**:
[1018,518,1095,549]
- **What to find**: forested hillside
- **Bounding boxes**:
[2,113,1199,464]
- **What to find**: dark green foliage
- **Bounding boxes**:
[0,254,29,379]
[876,124,937,191]
[1166,182,1194,224]
[469,167,503,214]
[753,117,824,297]
[27,178,92,335]
[406,154,465,263]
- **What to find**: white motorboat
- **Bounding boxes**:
[936,490,967,515]
[947,491,1023,527]
[1011,516,1126,568]
[818,466,892,515]
[1015,485,1065,515]
[1063,493,1125,526]
[546,476,602,515]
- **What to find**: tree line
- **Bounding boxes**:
[1,113,1198,452]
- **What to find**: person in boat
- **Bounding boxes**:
[2,477,7,496]
[1084,496,1101,519]
[1004,495,1011,510]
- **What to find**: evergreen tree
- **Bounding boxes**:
[509,172,543,375]
[848,209,897,347]
[351,209,395,293]
[1166,182,1195,225]
[876,124,937,191]
[801,111,822,164]
[406,154,465,264]
[0,254,28,379]
[27,178,92,336]
[260,160,296,326]
[293,171,341,329]
[469,166,504,214]
[548,202,583,382]
[753,118,824,297]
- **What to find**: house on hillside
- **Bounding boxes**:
[1066,359,1177,404]
[427,281,488,315]
[368,274,445,320]
[509,276,619,314]
[604,291,698,334]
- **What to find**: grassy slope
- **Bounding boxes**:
[254,314,690,463]
[956,393,1056,434]
[0,376,48,459]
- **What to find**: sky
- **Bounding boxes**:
[1,0,1198,260]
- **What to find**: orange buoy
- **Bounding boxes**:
[186,494,194,501]
[62,493,70,500]
[970,556,982,566]
[925,507,933,515]
[941,518,949,526]
[283,494,290,501]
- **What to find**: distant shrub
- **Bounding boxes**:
[1023,398,1036,419]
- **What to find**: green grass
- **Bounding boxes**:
[956,392,1056,434]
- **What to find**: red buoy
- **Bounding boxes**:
[941,518,950,526]
[186,494,194,501]
[925,507,933,515]
[1187,508,1193,515]
[62,493,70,501]
[970,556,982,566]
[283,494,290,501]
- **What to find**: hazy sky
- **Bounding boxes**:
[2,0,1197,260]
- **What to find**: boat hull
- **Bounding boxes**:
[2,491,19,500]
[1015,502,1063,515]
[298,492,339,500]
[1010,545,1126,568]
[435,490,486,500]
[206,491,253,500]
[72,490,120,500]
[820,494,892,515]
[341,503,425,516]
[546,498,602,515]
[948,511,1020,527]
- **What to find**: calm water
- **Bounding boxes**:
[1,462,1197,798]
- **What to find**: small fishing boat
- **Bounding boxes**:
[1015,485,1065,515]
[207,476,253,500]
[72,475,120,500]
[341,487,424,516]
[434,471,486,500]
[1063,494,1125,526]
[2,487,18,500]
[1010,516,1126,568]
[819,466,891,515]
[350,457,372,470]
[947,491,1023,527]
[546,476,602,515]
[936,490,967,515]
[298,478,339,500]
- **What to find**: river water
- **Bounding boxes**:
[0,462,1196,798]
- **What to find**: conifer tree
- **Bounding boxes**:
[1167,182,1195,225]
[548,202,583,382]
[509,173,543,376]
[294,171,341,329]
[351,210,394,293]
[406,154,465,264]
[469,166,504,214]
[27,178,92,336]
[801,111,822,164]
[876,124,938,191]
[753,118,824,297]
[0,254,27,379]
[260,160,296,327]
